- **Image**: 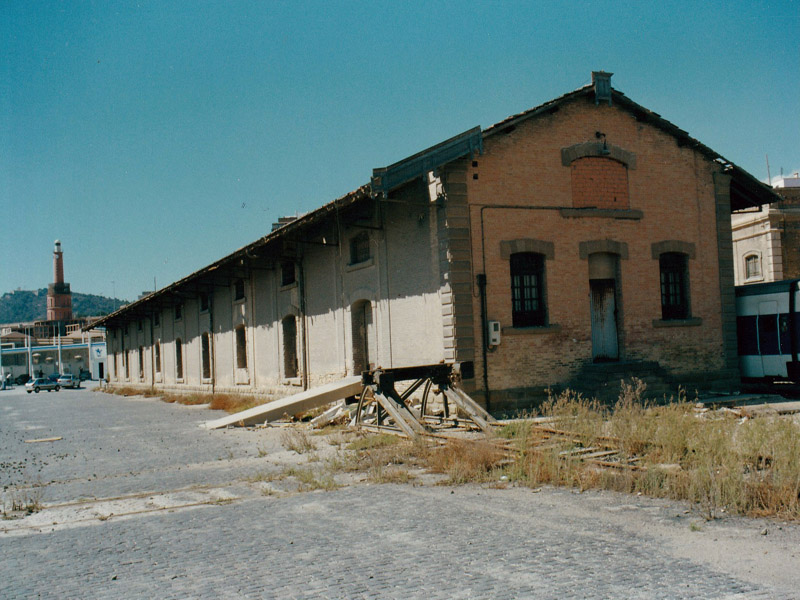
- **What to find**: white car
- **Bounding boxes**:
[25,378,60,393]
[57,374,80,389]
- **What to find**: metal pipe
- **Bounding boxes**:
[298,259,310,391]
[476,273,490,412]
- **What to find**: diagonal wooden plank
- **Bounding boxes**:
[203,377,362,429]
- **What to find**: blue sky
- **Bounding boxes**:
[2,0,798,303]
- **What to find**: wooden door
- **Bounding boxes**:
[590,279,619,361]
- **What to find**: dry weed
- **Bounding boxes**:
[427,439,506,485]
[280,428,317,454]
[500,387,800,520]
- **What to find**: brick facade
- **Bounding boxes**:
[461,96,737,410]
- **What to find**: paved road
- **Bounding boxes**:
[1,385,798,599]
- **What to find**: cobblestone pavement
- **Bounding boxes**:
[1,386,798,599]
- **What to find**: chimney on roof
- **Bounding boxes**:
[271,216,299,232]
[592,71,613,106]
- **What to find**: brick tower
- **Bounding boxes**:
[47,240,73,321]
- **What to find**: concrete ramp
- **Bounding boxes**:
[203,377,362,430]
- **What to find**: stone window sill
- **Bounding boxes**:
[176,378,184,384]
[279,282,297,292]
[560,208,643,220]
[283,377,303,386]
[345,256,375,272]
[503,324,562,335]
[652,317,703,328]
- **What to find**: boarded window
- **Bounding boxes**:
[350,232,371,264]
[281,261,296,286]
[235,325,247,370]
[155,341,161,374]
[745,254,761,279]
[510,253,546,327]
[282,316,298,378]
[234,279,245,301]
[660,253,689,320]
[201,332,212,379]
[175,339,184,380]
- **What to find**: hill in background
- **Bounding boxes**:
[0,289,128,323]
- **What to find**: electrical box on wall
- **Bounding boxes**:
[488,320,501,346]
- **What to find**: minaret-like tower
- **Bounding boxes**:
[47,240,73,321]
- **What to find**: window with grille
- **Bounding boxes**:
[659,252,689,320]
[510,253,546,327]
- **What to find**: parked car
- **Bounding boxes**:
[79,369,91,381]
[47,373,61,383]
[15,374,31,385]
[25,378,60,393]
[57,374,80,389]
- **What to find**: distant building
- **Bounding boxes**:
[0,241,107,381]
[732,175,800,285]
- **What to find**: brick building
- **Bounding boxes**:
[732,176,800,285]
[93,73,777,410]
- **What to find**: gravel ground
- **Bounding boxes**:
[1,385,798,598]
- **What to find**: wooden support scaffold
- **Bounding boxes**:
[353,363,496,437]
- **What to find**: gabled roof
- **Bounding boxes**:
[91,75,779,329]
[482,81,777,211]
[88,184,372,329]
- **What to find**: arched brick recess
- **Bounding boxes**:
[561,142,637,168]
[651,240,696,260]
[570,157,630,209]
[579,239,629,260]
[499,239,555,260]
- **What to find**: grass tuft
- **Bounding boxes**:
[280,428,317,454]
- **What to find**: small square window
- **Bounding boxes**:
[234,279,245,301]
[281,261,296,286]
[349,232,371,265]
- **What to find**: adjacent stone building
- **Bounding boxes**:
[93,73,777,411]
[732,176,800,285]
